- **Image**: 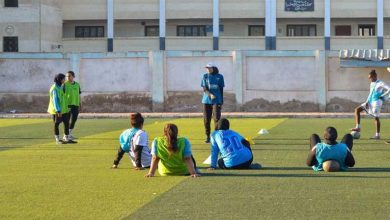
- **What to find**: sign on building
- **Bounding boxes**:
[285,0,314,12]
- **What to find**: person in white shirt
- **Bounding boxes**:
[351,70,390,139]
[112,112,151,169]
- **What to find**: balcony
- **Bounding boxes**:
[166,37,213,50]
[62,38,107,53]
[114,37,159,51]
[220,37,265,50]
[277,37,324,50]
[331,36,377,50]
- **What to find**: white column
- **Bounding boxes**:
[107,0,114,52]
[213,0,219,50]
[377,0,384,49]
[159,0,166,50]
[324,0,331,50]
[270,0,276,39]
[265,0,276,50]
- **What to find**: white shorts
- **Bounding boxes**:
[361,100,382,117]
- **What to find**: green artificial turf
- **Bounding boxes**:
[1,118,390,219]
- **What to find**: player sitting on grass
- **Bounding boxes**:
[307,127,355,172]
[112,112,151,169]
[208,118,257,170]
[145,123,200,177]
[350,70,390,140]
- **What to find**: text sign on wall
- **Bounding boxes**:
[285,0,314,12]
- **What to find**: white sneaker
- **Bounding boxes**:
[68,134,74,140]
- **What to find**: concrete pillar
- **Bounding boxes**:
[233,51,243,110]
[107,0,114,52]
[213,0,219,50]
[315,50,327,112]
[149,51,165,111]
[265,0,276,50]
[159,0,166,50]
[377,0,384,49]
[324,0,331,50]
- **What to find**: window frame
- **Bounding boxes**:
[286,24,317,37]
[75,26,105,38]
[4,0,18,7]
[176,25,207,37]
[335,25,352,36]
[248,25,265,36]
[144,25,159,37]
[3,36,19,52]
[358,24,376,37]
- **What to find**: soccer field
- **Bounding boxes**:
[1,117,390,219]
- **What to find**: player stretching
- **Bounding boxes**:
[350,70,390,139]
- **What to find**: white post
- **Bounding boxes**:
[159,0,166,50]
[265,0,276,50]
[107,0,114,52]
[213,0,219,50]
[377,0,384,49]
[324,0,331,50]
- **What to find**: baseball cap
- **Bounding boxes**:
[205,63,215,68]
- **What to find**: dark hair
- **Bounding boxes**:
[324,127,337,142]
[212,66,219,74]
[369,70,377,78]
[216,118,230,130]
[164,123,178,153]
[54,73,66,86]
[130,112,144,128]
[67,71,75,77]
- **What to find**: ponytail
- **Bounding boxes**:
[164,123,178,153]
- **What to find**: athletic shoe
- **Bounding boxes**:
[56,140,67,144]
[66,139,78,144]
[204,137,210,143]
[250,163,262,169]
[350,128,361,132]
[68,134,77,140]
[370,135,380,140]
[111,164,118,169]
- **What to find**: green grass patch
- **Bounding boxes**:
[1,118,390,219]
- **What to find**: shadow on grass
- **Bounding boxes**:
[349,167,390,172]
[201,172,390,178]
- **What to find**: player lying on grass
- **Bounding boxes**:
[307,127,355,172]
[350,70,390,140]
[145,123,200,177]
[208,118,258,170]
[112,112,151,169]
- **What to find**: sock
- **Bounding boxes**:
[69,129,73,135]
[376,132,380,137]
[55,135,59,141]
[356,124,361,129]
[64,135,69,141]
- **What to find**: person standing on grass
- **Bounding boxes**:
[64,71,81,140]
[350,70,390,140]
[307,127,355,172]
[112,112,151,169]
[145,123,200,177]
[201,63,224,143]
[208,118,257,170]
[47,73,76,144]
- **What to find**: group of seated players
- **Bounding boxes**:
[111,112,355,177]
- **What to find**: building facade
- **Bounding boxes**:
[1,0,389,53]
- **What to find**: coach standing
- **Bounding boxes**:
[201,63,224,143]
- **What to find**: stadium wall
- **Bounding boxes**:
[1,50,390,113]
